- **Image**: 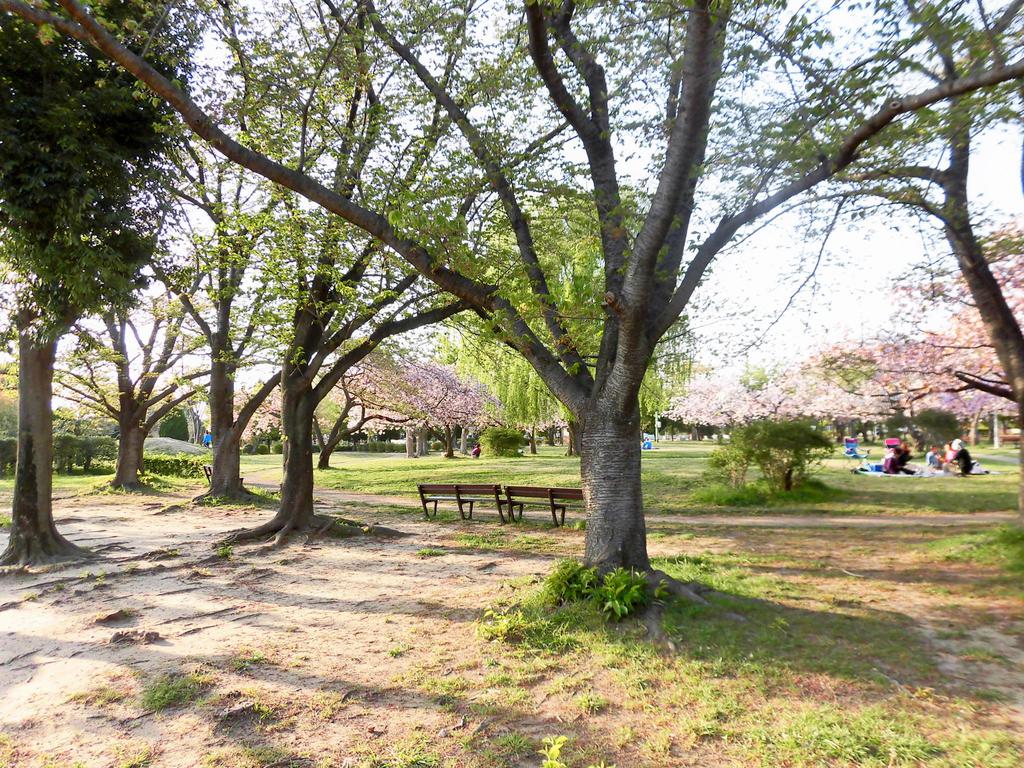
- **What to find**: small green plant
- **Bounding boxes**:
[595,568,649,621]
[575,691,609,714]
[230,648,269,672]
[216,543,233,560]
[540,736,569,768]
[0,514,10,529]
[415,547,445,558]
[140,672,209,711]
[543,559,599,606]
[388,643,412,658]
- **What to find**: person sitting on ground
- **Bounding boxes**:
[943,441,958,467]
[882,443,900,474]
[895,441,915,474]
[925,445,942,470]
[471,443,481,459]
[951,439,973,476]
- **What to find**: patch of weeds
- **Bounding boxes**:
[388,643,412,658]
[203,744,301,768]
[0,514,10,529]
[230,648,270,673]
[927,525,1024,574]
[575,691,608,714]
[415,547,446,558]
[418,675,468,707]
[140,672,211,712]
[539,736,614,768]
[216,543,233,560]
[958,646,1008,664]
[115,743,154,768]
[69,683,130,706]
[365,737,440,768]
[311,690,349,720]
[0,734,14,768]
[541,559,653,621]
[748,703,1022,767]
[453,531,554,554]
[493,732,531,758]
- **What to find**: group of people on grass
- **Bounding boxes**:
[883,438,974,476]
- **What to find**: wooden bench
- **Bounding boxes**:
[504,486,584,527]
[417,483,507,521]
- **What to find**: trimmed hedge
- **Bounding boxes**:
[142,453,207,479]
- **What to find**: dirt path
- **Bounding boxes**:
[1,493,1021,767]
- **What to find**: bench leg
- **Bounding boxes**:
[497,500,507,524]
[514,503,523,522]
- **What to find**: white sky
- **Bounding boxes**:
[687,124,1023,374]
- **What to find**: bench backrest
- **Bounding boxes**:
[506,486,583,501]
[453,484,500,494]
[419,483,457,494]
[419,483,499,495]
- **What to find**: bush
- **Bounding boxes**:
[158,409,190,441]
[913,408,960,448]
[430,440,444,451]
[541,559,655,622]
[255,444,270,455]
[707,420,832,492]
[479,427,524,457]
[141,453,206,478]
[0,437,15,476]
[51,435,117,473]
[270,441,283,454]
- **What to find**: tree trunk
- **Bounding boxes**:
[1,329,87,566]
[992,412,1001,447]
[579,403,650,572]
[417,427,428,457]
[226,382,317,544]
[443,425,455,458]
[208,430,246,496]
[406,428,416,458]
[111,412,145,489]
[316,413,350,470]
[459,426,468,455]
[969,412,981,446]
[566,420,580,457]
[529,426,537,455]
[206,356,245,495]
[545,426,555,446]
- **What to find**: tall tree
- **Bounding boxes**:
[0,5,189,564]
[57,297,206,489]
[18,0,1024,579]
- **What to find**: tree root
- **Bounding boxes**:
[646,569,711,606]
[0,535,93,569]
[191,483,266,506]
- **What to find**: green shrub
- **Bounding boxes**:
[270,441,283,454]
[707,420,832,492]
[51,435,117,474]
[595,567,650,621]
[479,427,524,457]
[0,437,16,476]
[141,453,206,478]
[543,559,599,606]
[913,408,960,448]
[255,443,270,455]
[541,559,651,621]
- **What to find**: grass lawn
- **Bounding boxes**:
[233,441,1021,517]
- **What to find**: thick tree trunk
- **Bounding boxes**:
[579,404,650,572]
[1,330,87,566]
[459,426,468,455]
[416,427,428,457]
[992,413,1001,447]
[226,383,317,544]
[208,430,246,496]
[112,414,145,489]
[406,428,416,458]
[443,425,455,458]
[529,426,537,455]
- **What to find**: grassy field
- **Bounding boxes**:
[229,441,1022,517]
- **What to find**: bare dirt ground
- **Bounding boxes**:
[1,491,1022,767]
